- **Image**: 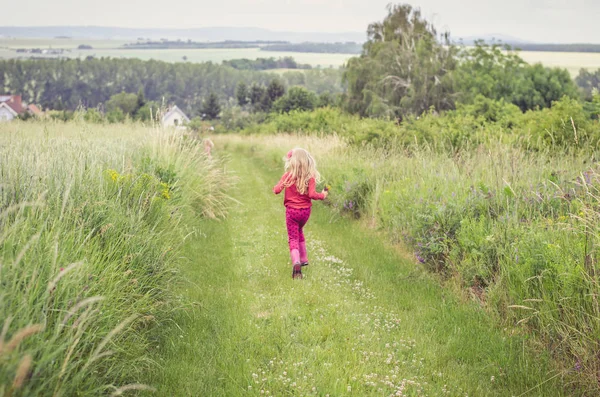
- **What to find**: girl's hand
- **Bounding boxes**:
[323,190,329,199]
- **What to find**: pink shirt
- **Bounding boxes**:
[273,172,326,208]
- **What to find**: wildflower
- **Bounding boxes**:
[106,169,119,182]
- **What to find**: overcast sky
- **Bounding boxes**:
[4,0,600,43]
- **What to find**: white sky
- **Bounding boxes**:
[4,0,600,43]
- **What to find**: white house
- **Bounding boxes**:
[0,102,19,122]
[162,105,190,128]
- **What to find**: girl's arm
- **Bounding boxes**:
[308,178,326,200]
[273,173,289,194]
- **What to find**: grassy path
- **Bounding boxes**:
[151,151,567,396]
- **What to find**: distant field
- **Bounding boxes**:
[2,38,600,74]
[518,50,600,76]
[0,38,352,67]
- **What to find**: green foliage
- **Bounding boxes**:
[266,79,286,102]
[455,42,579,111]
[83,107,104,123]
[519,96,596,148]
[343,3,457,118]
[249,84,266,109]
[223,56,311,70]
[201,92,221,120]
[106,92,139,115]
[244,95,600,152]
[0,58,277,114]
[261,42,362,54]
[136,88,146,111]
[236,81,249,106]
[576,68,600,99]
[106,107,126,123]
[272,87,317,113]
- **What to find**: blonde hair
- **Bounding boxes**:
[284,148,321,194]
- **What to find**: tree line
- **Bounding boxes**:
[222,56,311,71]
[261,42,362,54]
[0,57,343,117]
[514,43,600,53]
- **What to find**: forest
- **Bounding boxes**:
[222,56,312,70]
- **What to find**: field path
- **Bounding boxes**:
[151,151,566,396]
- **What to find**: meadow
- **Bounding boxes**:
[0,120,230,396]
[216,125,600,393]
[3,38,600,73]
[0,115,597,395]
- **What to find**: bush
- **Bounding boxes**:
[519,96,598,149]
[273,87,318,113]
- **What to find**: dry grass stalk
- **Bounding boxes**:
[60,296,105,327]
[12,354,33,389]
[2,324,44,354]
[110,383,156,396]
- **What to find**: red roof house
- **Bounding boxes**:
[0,95,42,121]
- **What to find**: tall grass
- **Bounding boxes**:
[0,121,230,396]
[221,133,600,393]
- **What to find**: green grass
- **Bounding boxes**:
[0,121,230,396]
[217,133,599,394]
[150,147,572,396]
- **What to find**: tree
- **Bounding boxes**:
[136,88,146,110]
[236,82,249,106]
[202,92,221,120]
[266,79,286,102]
[455,42,579,111]
[259,91,273,112]
[575,68,600,100]
[343,4,457,119]
[273,87,317,113]
[249,84,265,106]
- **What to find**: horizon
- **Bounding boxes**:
[1,0,599,44]
[1,26,598,46]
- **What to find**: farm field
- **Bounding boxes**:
[2,38,600,73]
[518,50,600,76]
[0,38,352,68]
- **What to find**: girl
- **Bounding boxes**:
[273,148,328,279]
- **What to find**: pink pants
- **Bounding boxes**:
[285,207,311,264]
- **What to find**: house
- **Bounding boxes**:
[161,105,190,128]
[0,95,42,121]
[0,102,19,122]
